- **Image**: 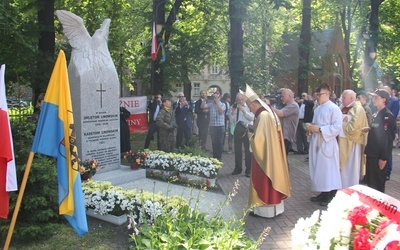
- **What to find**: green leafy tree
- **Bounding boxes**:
[0,0,39,99]
[243,0,292,94]
[376,0,400,88]
[134,0,228,97]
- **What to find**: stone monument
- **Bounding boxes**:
[56,10,120,172]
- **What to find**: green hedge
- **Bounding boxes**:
[0,117,62,242]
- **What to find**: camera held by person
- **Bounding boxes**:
[156,95,162,104]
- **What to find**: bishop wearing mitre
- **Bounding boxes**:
[240,84,291,218]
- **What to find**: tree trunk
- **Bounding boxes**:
[151,0,165,95]
[152,0,183,95]
[364,0,383,89]
[164,0,184,44]
[229,0,245,99]
[341,6,351,71]
[182,66,192,102]
[261,12,267,66]
[297,0,311,95]
[34,0,55,106]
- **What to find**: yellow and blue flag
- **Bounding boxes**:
[160,30,166,62]
[31,50,88,235]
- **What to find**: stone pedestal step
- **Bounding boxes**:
[92,165,145,186]
[120,179,236,221]
[91,166,235,220]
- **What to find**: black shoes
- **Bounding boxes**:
[232,169,250,177]
[319,201,330,206]
[232,170,250,177]
[311,191,336,206]
[248,211,262,217]
[310,193,327,202]
[245,169,251,178]
[231,169,241,175]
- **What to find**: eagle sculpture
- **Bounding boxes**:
[55,10,117,84]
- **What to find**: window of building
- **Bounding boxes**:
[333,56,342,75]
[193,83,200,96]
[175,83,183,93]
[211,64,219,74]
[334,77,341,96]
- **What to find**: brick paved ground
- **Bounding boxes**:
[214,142,400,250]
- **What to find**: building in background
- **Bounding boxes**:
[121,64,231,101]
[189,64,230,100]
[272,24,351,95]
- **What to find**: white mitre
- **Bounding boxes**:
[239,84,275,116]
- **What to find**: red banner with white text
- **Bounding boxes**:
[120,96,148,133]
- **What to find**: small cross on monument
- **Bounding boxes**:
[96,84,106,108]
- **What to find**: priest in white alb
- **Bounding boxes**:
[305,83,342,206]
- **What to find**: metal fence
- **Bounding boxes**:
[8,106,34,121]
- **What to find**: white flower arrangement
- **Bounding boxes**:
[291,185,400,250]
[82,180,186,224]
[143,150,222,178]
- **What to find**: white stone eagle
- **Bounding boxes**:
[55,10,117,84]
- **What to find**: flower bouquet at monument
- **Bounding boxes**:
[123,150,149,170]
[291,185,400,250]
[79,158,101,181]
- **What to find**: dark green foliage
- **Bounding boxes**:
[0,117,62,242]
[9,115,36,165]
[131,204,255,249]
[174,136,208,158]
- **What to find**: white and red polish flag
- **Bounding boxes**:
[151,22,158,60]
[0,64,18,219]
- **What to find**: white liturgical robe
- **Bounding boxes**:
[309,101,343,192]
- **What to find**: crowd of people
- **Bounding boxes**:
[142,82,398,217]
[292,83,396,206]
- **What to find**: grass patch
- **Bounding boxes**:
[9,217,130,249]
[130,132,157,151]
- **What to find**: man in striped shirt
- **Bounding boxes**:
[201,91,226,160]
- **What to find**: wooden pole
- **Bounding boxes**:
[3,152,35,250]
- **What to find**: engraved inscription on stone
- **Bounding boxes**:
[56,10,121,172]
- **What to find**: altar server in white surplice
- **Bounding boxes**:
[305,83,342,206]
[338,90,369,188]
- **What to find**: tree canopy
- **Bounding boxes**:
[1,0,400,99]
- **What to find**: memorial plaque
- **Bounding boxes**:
[69,80,121,172]
[57,10,121,172]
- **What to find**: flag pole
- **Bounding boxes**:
[4,152,35,250]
